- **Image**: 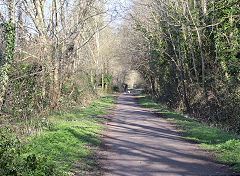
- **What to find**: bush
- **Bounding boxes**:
[0,127,59,176]
[112,86,119,92]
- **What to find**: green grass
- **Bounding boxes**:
[23,96,116,175]
[138,96,240,173]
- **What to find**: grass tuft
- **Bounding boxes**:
[138,96,240,173]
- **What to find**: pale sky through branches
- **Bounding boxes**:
[104,0,132,30]
[0,0,132,33]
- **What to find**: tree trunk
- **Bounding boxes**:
[177,33,190,112]
[150,75,156,96]
[187,4,208,100]
[0,66,9,111]
[102,72,104,90]
[187,26,201,91]
[0,1,16,110]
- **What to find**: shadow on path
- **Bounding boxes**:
[104,94,233,176]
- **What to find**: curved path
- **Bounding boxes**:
[104,94,232,176]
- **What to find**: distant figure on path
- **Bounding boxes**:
[124,84,128,93]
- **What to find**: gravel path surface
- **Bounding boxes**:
[104,94,233,176]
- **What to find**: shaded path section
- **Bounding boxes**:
[104,94,232,176]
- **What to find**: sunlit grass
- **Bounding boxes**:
[24,96,116,175]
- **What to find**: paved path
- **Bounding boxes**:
[104,94,233,176]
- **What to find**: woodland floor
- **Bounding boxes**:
[102,94,233,176]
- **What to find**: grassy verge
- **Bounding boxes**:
[138,96,240,173]
[23,95,116,175]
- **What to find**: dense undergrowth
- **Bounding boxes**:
[138,96,240,173]
[0,96,116,176]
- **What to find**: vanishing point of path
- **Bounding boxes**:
[104,94,233,176]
